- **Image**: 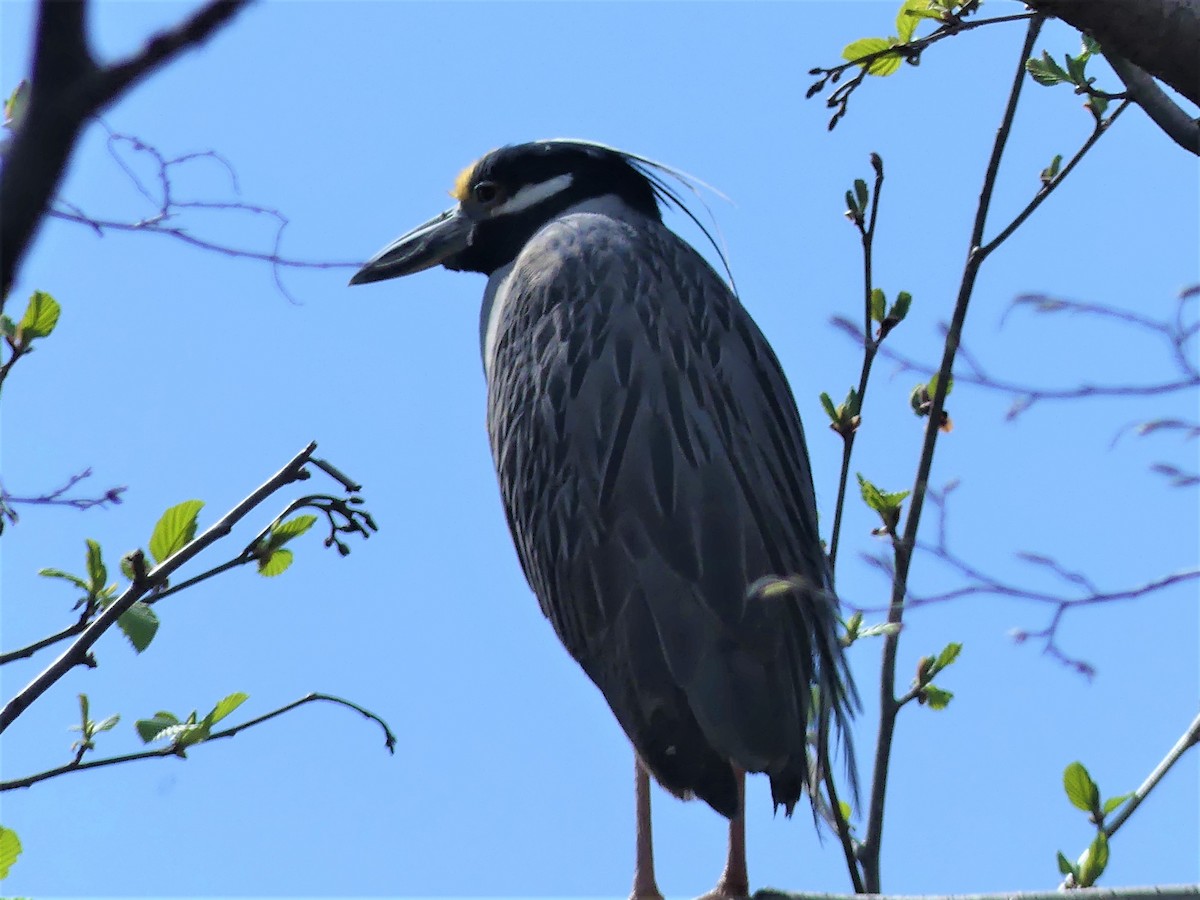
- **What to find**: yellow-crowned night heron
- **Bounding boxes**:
[350,140,855,899]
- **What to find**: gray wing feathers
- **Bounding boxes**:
[486,210,854,815]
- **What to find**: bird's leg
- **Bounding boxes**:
[704,765,749,900]
[630,755,664,900]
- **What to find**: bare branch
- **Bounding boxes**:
[1104,53,1200,155]
[841,285,1200,422]
[0,0,252,300]
[848,484,1200,676]
[42,124,360,304]
[0,468,126,532]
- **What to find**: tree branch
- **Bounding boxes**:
[1103,709,1200,839]
[0,0,252,300]
[829,155,885,572]
[0,441,315,734]
[1104,54,1200,155]
[1027,0,1200,107]
[860,18,1046,890]
[0,692,396,791]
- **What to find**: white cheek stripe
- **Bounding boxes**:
[496,173,574,215]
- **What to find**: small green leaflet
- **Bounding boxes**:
[136,711,181,743]
[857,474,910,513]
[1063,761,1100,813]
[922,685,953,709]
[842,37,903,76]
[16,290,60,340]
[1056,850,1076,878]
[1026,51,1070,86]
[870,288,886,323]
[136,693,249,747]
[86,538,107,592]
[117,601,159,652]
[149,500,204,563]
[934,641,962,672]
[1102,792,1132,815]
[1077,831,1109,886]
[271,514,317,541]
[259,548,294,577]
[0,825,22,879]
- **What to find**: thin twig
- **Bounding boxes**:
[0,442,317,734]
[0,692,396,791]
[1104,710,1200,838]
[829,155,884,572]
[860,18,1045,890]
[1,0,252,300]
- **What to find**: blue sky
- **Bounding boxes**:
[1,1,1196,896]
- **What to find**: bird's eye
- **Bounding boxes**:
[473,181,500,204]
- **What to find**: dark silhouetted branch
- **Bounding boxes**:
[1,0,252,300]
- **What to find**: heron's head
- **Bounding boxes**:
[349,140,682,284]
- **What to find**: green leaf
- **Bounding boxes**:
[1056,850,1077,878]
[870,288,886,323]
[889,291,912,322]
[85,539,107,592]
[258,547,294,577]
[857,474,885,512]
[859,622,902,638]
[1065,51,1087,85]
[149,500,204,563]
[136,711,181,743]
[1063,761,1100,813]
[271,513,319,542]
[928,371,953,398]
[155,722,208,747]
[842,37,903,76]
[38,567,89,592]
[205,692,249,727]
[922,685,953,709]
[0,315,15,338]
[1026,51,1070,86]
[895,0,926,42]
[841,387,860,416]
[1041,153,1063,185]
[1077,830,1109,887]
[837,799,853,823]
[1102,792,1132,814]
[0,825,22,879]
[78,692,90,727]
[1087,94,1108,121]
[117,601,159,653]
[819,392,838,422]
[16,290,60,340]
[853,178,869,212]
[92,713,120,734]
[120,550,145,582]
[3,79,29,132]
[1081,34,1101,57]
[934,641,962,672]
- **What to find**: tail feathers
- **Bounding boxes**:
[746,575,859,823]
